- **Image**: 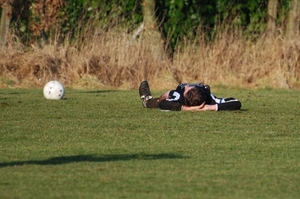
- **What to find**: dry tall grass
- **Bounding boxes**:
[0,27,300,90]
[174,30,300,89]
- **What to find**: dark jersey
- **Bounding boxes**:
[158,83,241,111]
[159,83,211,111]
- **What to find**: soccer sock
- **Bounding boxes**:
[146,98,160,108]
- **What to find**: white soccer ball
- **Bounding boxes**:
[43,80,65,100]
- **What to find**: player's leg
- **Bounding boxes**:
[139,81,160,108]
[146,98,160,108]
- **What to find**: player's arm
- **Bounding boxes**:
[217,100,241,111]
[181,103,217,111]
[182,101,242,111]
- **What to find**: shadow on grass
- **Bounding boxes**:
[0,153,189,168]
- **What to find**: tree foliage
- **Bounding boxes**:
[0,0,297,49]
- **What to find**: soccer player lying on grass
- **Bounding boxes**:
[138,81,241,111]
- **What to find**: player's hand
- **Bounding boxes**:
[197,102,205,109]
[193,103,217,111]
[189,102,205,111]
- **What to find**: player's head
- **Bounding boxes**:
[184,86,206,106]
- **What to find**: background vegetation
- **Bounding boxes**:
[1,88,300,198]
[0,0,299,89]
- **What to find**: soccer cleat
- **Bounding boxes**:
[139,81,153,108]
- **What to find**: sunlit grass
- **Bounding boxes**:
[1,88,300,199]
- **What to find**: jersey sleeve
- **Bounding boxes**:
[216,100,241,111]
[158,100,182,111]
[168,89,185,105]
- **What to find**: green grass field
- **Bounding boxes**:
[1,87,300,199]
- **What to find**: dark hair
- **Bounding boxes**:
[184,88,206,106]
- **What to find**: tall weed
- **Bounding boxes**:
[0,24,299,89]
